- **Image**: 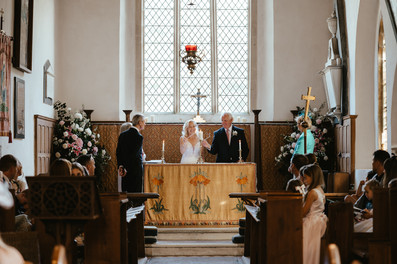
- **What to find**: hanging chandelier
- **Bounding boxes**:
[180,45,204,74]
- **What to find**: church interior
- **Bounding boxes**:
[0,0,397,263]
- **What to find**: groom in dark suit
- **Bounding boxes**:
[203,113,249,162]
[116,114,146,192]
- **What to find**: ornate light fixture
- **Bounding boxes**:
[180,45,204,74]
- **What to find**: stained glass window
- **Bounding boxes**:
[143,0,249,114]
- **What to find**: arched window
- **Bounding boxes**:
[377,20,387,150]
[143,0,250,114]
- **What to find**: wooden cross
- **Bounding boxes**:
[301,87,315,154]
[191,88,207,116]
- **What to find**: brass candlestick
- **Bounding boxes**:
[161,149,165,164]
[238,148,243,163]
[197,140,204,164]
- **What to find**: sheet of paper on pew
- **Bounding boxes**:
[144,160,162,164]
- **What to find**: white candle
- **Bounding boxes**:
[162,140,165,151]
[237,116,241,122]
[150,115,155,122]
[199,130,203,140]
[242,118,247,123]
[239,140,241,151]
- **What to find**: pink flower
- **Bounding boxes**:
[93,146,98,154]
[316,119,322,125]
[296,133,300,139]
[76,138,84,148]
[71,134,78,140]
[315,138,320,144]
[59,120,65,126]
[291,143,296,148]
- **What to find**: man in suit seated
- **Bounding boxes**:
[202,112,249,162]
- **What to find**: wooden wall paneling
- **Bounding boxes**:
[335,115,357,183]
[34,115,55,176]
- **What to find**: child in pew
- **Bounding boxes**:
[301,164,328,264]
[344,170,376,204]
[286,178,306,196]
[353,179,380,232]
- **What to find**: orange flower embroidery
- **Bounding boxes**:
[236,176,248,185]
[152,178,164,186]
[190,174,211,186]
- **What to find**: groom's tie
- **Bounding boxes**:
[227,128,231,145]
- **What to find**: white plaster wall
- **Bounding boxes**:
[253,0,274,121]
[55,0,120,121]
[272,0,332,121]
[0,0,54,176]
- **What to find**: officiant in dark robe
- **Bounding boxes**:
[116,114,146,192]
[203,112,249,162]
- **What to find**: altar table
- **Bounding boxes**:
[144,163,256,225]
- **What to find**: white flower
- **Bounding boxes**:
[280,146,284,152]
[316,119,322,125]
[82,149,88,155]
[58,139,63,143]
[78,127,84,132]
[63,131,69,137]
[296,133,300,139]
[313,108,318,112]
[323,128,327,134]
[283,152,288,157]
[324,156,328,161]
[291,132,296,138]
[75,123,80,129]
[232,131,238,137]
[55,152,61,158]
[54,137,58,141]
[74,112,83,120]
[311,125,317,132]
[291,143,296,148]
[85,128,92,136]
[290,149,294,154]
[67,107,71,111]
[87,141,92,147]
[62,143,68,149]
[97,134,100,139]
[102,149,106,155]
[91,135,95,139]
[71,158,75,162]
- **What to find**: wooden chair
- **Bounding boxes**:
[51,245,67,264]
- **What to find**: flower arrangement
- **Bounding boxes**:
[52,101,110,185]
[275,103,335,175]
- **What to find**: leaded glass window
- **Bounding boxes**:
[143,0,249,114]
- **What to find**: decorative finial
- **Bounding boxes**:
[188,1,194,6]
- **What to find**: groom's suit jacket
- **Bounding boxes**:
[116,127,143,192]
[208,126,249,162]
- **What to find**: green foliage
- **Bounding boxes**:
[189,195,211,214]
[150,198,168,214]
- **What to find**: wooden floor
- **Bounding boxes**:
[146,256,244,264]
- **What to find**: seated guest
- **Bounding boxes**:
[345,170,376,204]
[71,162,86,177]
[354,179,380,232]
[382,156,397,188]
[300,164,327,264]
[293,116,315,156]
[0,154,18,188]
[10,159,28,193]
[370,149,390,182]
[286,178,306,195]
[202,112,249,162]
[77,154,96,176]
[288,154,309,181]
[305,153,317,164]
[50,159,72,177]
[180,119,200,164]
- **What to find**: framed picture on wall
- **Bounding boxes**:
[13,0,34,73]
[14,77,25,139]
[386,0,397,40]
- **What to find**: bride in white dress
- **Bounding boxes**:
[180,120,201,164]
[301,164,328,264]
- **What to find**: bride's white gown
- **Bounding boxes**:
[181,141,201,164]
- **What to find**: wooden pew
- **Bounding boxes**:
[27,176,102,264]
[231,192,302,264]
[84,192,159,264]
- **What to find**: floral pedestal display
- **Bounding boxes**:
[52,101,110,188]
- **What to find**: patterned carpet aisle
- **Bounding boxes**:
[147,256,243,264]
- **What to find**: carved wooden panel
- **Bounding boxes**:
[34,115,55,176]
[335,115,357,183]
